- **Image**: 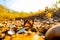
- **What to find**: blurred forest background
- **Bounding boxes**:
[0,0,60,20]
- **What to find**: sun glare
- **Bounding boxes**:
[2,0,58,12]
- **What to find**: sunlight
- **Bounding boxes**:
[0,0,58,12]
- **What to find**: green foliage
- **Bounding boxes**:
[0,4,38,20]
